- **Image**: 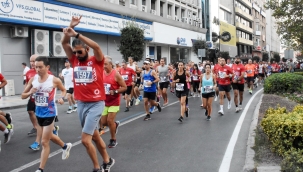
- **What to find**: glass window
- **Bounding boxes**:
[131,0,136,5]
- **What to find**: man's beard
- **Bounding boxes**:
[77,53,88,62]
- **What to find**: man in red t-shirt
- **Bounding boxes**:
[232,56,246,112]
[61,16,114,172]
[0,73,14,144]
[271,61,280,73]
[217,58,233,115]
[120,62,137,112]
[212,57,222,101]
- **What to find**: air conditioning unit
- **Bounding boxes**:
[10,26,28,38]
[31,29,49,57]
[193,16,197,21]
[150,9,156,15]
[52,31,65,57]
[182,17,188,23]
[142,5,147,12]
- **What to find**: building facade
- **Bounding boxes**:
[266,9,280,60]
[0,0,206,95]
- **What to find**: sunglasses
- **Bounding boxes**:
[73,50,83,55]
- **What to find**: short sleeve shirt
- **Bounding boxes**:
[0,73,4,82]
[232,64,245,84]
[245,64,255,77]
[218,65,233,85]
[120,67,136,86]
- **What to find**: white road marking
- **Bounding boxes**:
[10,100,181,172]
[218,88,264,172]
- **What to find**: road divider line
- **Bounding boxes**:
[10,100,181,172]
[218,88,263,172]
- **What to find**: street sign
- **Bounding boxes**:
[206,41,213,48]
[220,31,231,42]
[198,49,205,58]
[284,49,294,59]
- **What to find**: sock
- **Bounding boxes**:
[69,106,73,110]
[220,105,223,111]
[38,168,44,172]
[240,102,242,105]
[236,105,238,107]
[6,124,12,129]
[62,143,67,150]
[228,101,231,105]
[4,128,9,134]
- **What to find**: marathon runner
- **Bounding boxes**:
[156,58,172,106]
[232,57,245,112]
[245,59,255,94]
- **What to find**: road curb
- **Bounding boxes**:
[243,94,263,172]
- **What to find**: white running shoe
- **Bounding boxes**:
[193,94,196,97]
[135,99,140,105]
[228,102,231,109]
[236,107,240,113]
[197,94,200,97]
[218,110,224,116]
[62,143,72,160]
[214,96,218,101]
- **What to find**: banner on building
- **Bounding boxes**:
[219,21,236,46]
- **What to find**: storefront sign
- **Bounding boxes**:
[206,41,212,48]
[220,31,231,42]
[220,21,236,46]
[0,0,153,38]
[177,37,187,46]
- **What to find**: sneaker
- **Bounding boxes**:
[99,127,106,135]
[149,106,155,114]
[144,114,151,121]
[124,107,129,112]
[205,109,208,116]
[139,95,143,101]
[207,116,211,121]
[73,106,77,112]
[157,103,162,112]
[236,107,240,113]
[115,121,120,135]
[5,112,12,124]
[62,143,72,160]
[92,168,104,172]
[108,139,117,148]
[214,96,218,101]
[197,94,200,97]
[249,89,252,95]
[228,102,231,109]
[28,128,37,135]
[218,110,224,116]
[130,98,134,106]
[4,129,13,144]
[178,116,183,122]
[239,106,243,111]
[103,158,115,172]
[29,141,40,150]
[135,99,140,105]
[35,170,43,172]
[67,109,73,114]
[193,94,196,97]
[53,125,59,136]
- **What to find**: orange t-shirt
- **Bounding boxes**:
[245,64,255,77]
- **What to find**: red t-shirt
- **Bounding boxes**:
[25,69,52,83]
[254,64,259,74]
[213,64,220,81]
[218,65,233,85]
[0,73,4,81]
[103,69,120,106]
[70,55,106,102]
[192,69,201,82]
[232,64,245,84]
[271,63,280,72]
[120,67,136,86]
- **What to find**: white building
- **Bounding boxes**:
[266,8,280,57]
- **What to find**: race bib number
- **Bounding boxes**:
[144,80,151,88]
[204,86,213,93]
[193,76,198,80]
[35,92,49,107]
[160,76,166,82]
[74,66,93,83]
[122,75,129,81]
[104,83,111,95]
[219,72,226,79]
[176,83,184,91]
[247,70,252,74]
[234,75,239,80]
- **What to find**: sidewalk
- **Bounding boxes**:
[0,91,63,110]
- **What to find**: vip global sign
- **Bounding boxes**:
[0,0,153,38]
[177,37,187,46]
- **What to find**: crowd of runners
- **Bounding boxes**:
[0,15,289,172]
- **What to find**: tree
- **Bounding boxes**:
[265,1,303,53]
[271,53,281,63]
[218,51,229,60]
[193,38,208,56]
[282,58,287,62]
[252,56,260,62]
[262,52,269,62]
[118,18,145,62]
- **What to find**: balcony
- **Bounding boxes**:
[236,22,253,33]
[235,7,253,21]
[239,0,252,8]
[236,37,253,45]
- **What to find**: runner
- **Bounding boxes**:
[61,16,115,172]
[258,61,266,84]
[141,61,162,121]
[0,73,14,144]
[191,64,201,97]
[253,60,259,88]
[120,61,137,112]
[213,58,221,101]
[134,66,143,105]
[59,59,77,114]
[173,62,191,122]
[156,58,172,106]
[199,63,216,121]
[127,57,139,106]
[100,56,127,148]
[21,57,72,172]
[232,57,245,112]
[245,59,255,94]
[217,58,233,115]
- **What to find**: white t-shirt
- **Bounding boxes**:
[127,63,137,72]
[23,66,30,80]
[62,68,74,89]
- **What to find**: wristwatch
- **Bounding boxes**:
[114,90,118,94]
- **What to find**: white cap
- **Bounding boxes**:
[115,61,119,64]
[143,61,150,64]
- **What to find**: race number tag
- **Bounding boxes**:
[219,72,226,79]
[104,83,111,95]
[122,75,129,81]
[234,75,239,80]
[144,80,151,88]
[247,70,252,74]
[176,83,184,91]
[204,86,213,93]
[35,92,49,107]
[160,76,166,83]
[192,76,198,80]
[74,66,93,83]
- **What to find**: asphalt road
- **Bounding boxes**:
[0,86,263,172]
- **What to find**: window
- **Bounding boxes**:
[220,9,231,23]
[142,0,146,5]
[131,0,136,5]
[168,4,172,15]
[255,24,259,31]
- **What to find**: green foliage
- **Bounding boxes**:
[218,51,229,60]
[264,0,303,52]
[264,73,303,94]
[118,19,145,62]
[282,58,287,62]
[262,52,269,62]
[192,38,208,56]
[270,53,280,63]
[252,56,260,62]
[281,148,303,172]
